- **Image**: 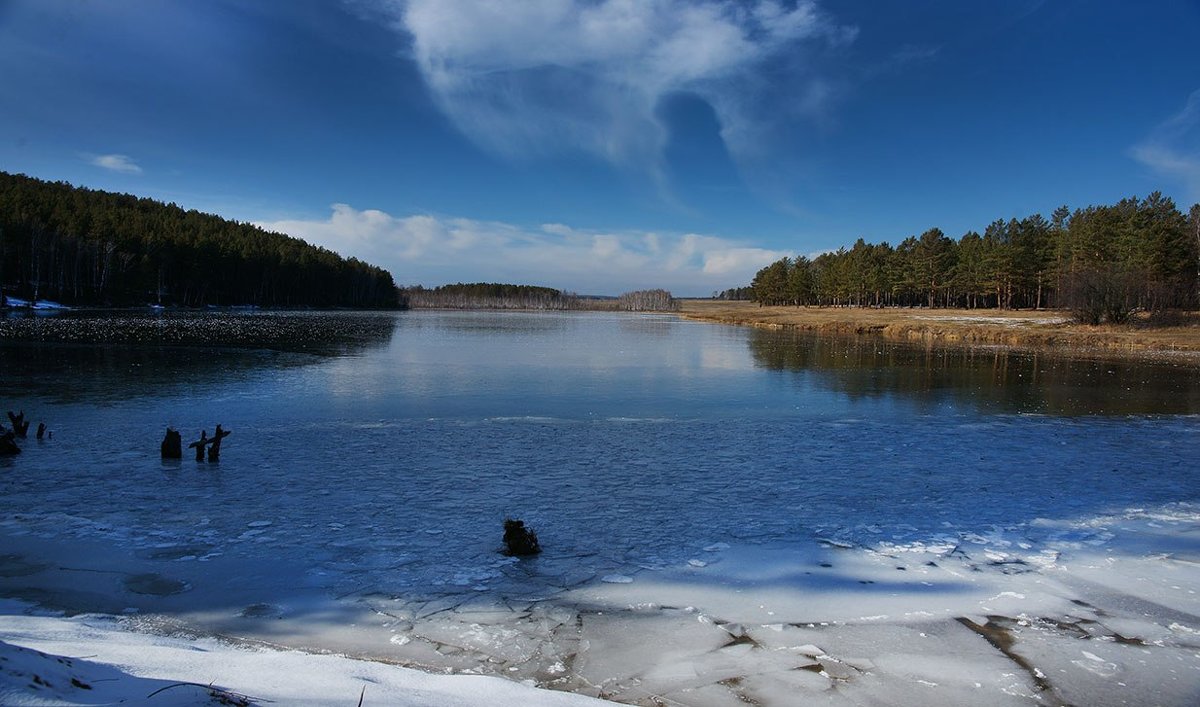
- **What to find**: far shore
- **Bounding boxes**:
[6,298,1200,362]
[678,299,1200,362]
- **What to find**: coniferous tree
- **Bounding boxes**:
[0,172,399,308]
[743,193,1196,323]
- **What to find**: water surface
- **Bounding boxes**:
[1,310,1197,605]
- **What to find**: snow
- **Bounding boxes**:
[0,600,603,706]
[543,520,1200,704]
[1,297,69,311]
[3,462,1194,703]
[910,314,1070,326]
[2,506,1198,705]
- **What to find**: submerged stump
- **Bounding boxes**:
[188,425,231,462]
[189,430,208,461]
[207,425,230,462]
[0,431,19,456]
[161,427,182,459]
[6,411,29,438]
[503,519,541,556]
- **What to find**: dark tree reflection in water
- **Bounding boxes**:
[747,328,1200,416]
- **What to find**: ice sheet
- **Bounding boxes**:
[3,503,1196,705]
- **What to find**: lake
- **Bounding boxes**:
[2,310,1198,705]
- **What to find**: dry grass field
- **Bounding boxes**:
[678,300,1200,361]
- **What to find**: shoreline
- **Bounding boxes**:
[3,502,1198,706]
[678,300,1200,363]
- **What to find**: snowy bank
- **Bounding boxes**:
[1,297,70,311]
[0,600,602,706]
[3,504,1198,705]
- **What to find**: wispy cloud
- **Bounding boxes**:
[257,205,787,295]
[890,44,939,65]
[1131,89,1200,203]
[366,0,854,171]
[86,153,143,174]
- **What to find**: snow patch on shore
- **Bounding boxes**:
[0,600,602,706]
[2,503,1198,705]
[1,297,69,311]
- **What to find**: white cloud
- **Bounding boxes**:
[368,0,854,169]
[87,153,143,174]
[1131,89,1200,203]
[257,205,787,295]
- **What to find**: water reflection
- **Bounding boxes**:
[405,310,575,335]
[0,311,398,403]
[617,314,676,338]
[747,329,1200,416]
[0,310,1197,612]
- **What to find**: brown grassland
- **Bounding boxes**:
[678,300,1200,362]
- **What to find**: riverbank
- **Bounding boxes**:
[679,300,1200,361]
[3,502,1198,706]
[0,599,602,707]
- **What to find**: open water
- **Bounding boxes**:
[1,309,1198,607]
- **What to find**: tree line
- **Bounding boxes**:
[404,283,678,311]
[403,283,578,309]
[615,288,679,311]
[712,286,753,300]
[0,172,400,308]
[749,193,1200,323]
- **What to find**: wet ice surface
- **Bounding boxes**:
[2,311,1199,705]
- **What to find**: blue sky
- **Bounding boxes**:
[2,0,1198,295]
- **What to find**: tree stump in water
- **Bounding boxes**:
[503,519,541,556]
[0,431,19,456]
[189,430,208,461]
[6,411,29,438]
[207,425,230,462]
[188,426,231,462]
[160,427,182,459]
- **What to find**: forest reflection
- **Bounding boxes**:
[0,312,398,403]
[747,329,1200,416]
